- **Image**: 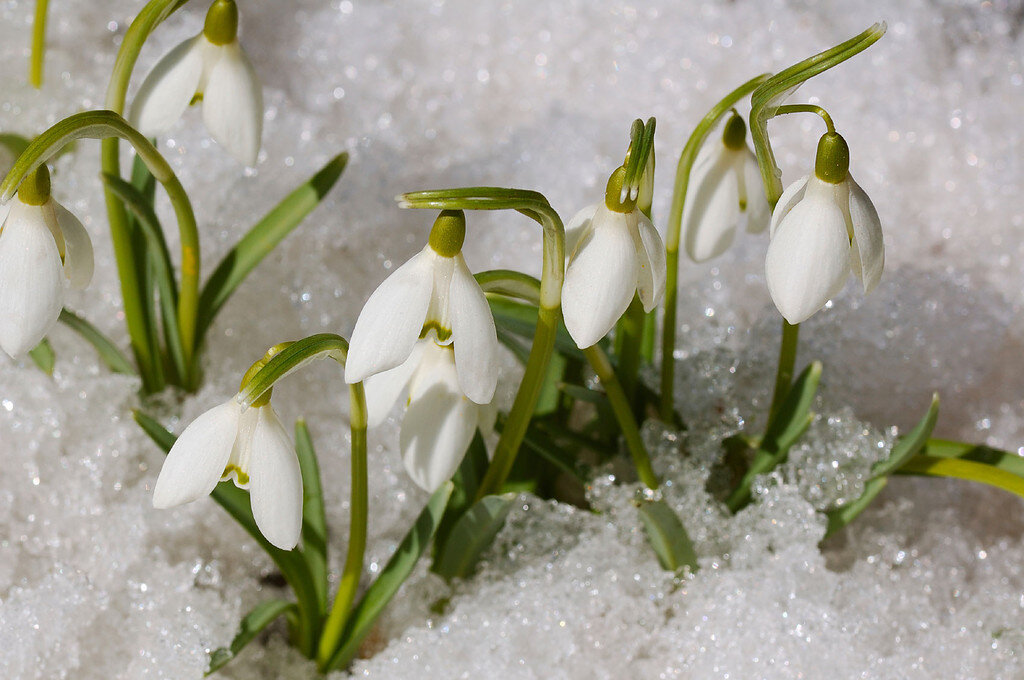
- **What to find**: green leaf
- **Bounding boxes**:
[433,494,516,579]
[488,295,586,360]
[294,419,328,615]
[559,382,611,408]
[521,422,588,481]
[0,133,31,157]
[895,455,1024,499]
[725,361,821,512]
[196,153,349,341]
[323,482,454,672]
[534,350,567,417]
[206,599,297,675]
[58,309,136,376]
[869,393,939,479]
[28,338,55,375]
[922,439,1024,478]
[132,410,322,656]
[637,498,698,573]
[823,476,887,539]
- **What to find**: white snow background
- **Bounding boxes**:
[0,0,1023,678]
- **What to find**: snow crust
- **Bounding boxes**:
[0,0,1022,678]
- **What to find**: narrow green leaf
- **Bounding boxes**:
[206,599,297,675]
[132,410,322,656]
[433,431,490,563]
[28,338,55,375]
[488,295,586,360]
[520,425,588,482]
[433,494,516,579]
[0,133,31,157]
[823,476,888,539]
[895,455,1024,499]
[921,439,1024,477]
[323,482,454,672]
[638,499,698,572]
[534,351,566,417]
[58,308,136,376]
[870,393,940,479]
[295,419,328,614]
[197,153,349,340]
[559,382,610,407]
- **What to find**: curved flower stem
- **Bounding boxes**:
[1,110,201,388]
[477,270,658,490]
[659,74,771,423]
[236,334,370,667]
[771,104,836,135]
[398,189,564,500]
[100,0,192,390]
[29,0,49,88]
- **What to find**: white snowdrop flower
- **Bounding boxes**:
[765,132,884,324]
[364,340,495,492]
[0,166,93,358]
[562,167,667,349]
[130,0,262,166]
[152,395,302,550]
[681,112,769,262]
[345,210,499,406]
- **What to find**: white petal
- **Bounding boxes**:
[561,205,639,348]
[202,43,263,165]
[51,200,94,289]
[400,351,477,492]
[152,400,241,509]
[363,341,424,427]
[765,179,851,324]
[449,255,498,404]
[346,248,434,384]
[130,36,204,136]
[0,206,65,357]
[564,203,598,257]
[633,212,667,312]
[844,175,884,294]
[741,149,770,233]
[769,174,810,239]
[248,406,303,550]
[681,145,740,262]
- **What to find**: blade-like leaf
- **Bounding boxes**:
[28,338,55,375]
[895,455,1024,499]
[197,153,349,341]
[133,410,322,656]
[869,393,939,479]
[823,476,887,539]
[638,499,698,573]
[323,482,454,672]
[59,309,136,376]
[433,493,516,579]
[922,439,1024,478]
[206,599,297,675]
[488,295,587,360]
[295,419,328,614]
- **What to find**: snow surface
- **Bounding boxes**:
[1,0,1023,678]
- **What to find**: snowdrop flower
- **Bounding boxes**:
[681,112,769,262]
[765,132,884,324]
[562,167,667,348]
[152,391,302,550]
[0,166,93,358]
[130,0,262,165]
[345,210,499,407]
[364,340,495,492]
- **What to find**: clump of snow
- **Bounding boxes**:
[0,0,1022,678]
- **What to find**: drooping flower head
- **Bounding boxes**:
[345,210,499,405]
[765,131,884,324]
[561,166,667,348]
[152,347,303,550]
[681,112,769,262]
[130,0,263,165]
[0,165,94,357]
[364,340,495,492]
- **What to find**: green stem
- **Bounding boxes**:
[659,74,771,423]
[615,295,646,406]
[316,385,368,668]
[100,0,192,391]
[584,344,659,489]
[29,0,48,88]
[1,110,202,388]
[767,320,800,422]
[397,188,566,501]
[771,104,836,134]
